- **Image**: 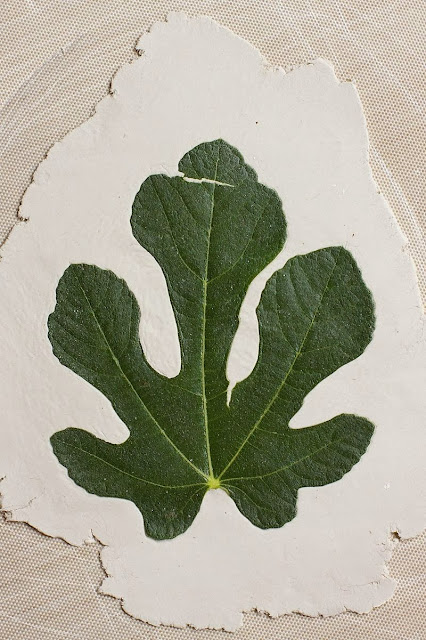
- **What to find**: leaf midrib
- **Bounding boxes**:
[201,150,220,480]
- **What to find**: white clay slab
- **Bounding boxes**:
[0,13,425,631]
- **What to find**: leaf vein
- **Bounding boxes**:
[218,248,342,479]
[75,274,208,481]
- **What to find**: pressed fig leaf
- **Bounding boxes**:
[48,139,375,540]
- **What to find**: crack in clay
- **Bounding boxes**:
[3,497,37,516]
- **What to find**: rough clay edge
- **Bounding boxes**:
[0,11,424,632]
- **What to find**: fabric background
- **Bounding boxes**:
[0,1,425,638]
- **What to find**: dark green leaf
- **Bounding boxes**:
[48,140,375,539]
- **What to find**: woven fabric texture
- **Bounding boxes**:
[0,2,425,639]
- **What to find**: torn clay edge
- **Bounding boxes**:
[0,11,424,632]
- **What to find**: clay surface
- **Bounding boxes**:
[0,13,425,631]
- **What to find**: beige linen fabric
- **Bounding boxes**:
[0,1,425,638]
